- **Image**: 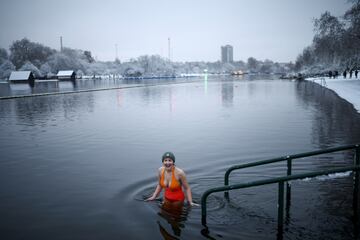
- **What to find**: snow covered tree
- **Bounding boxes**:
[87,62,107,75]
[0,48,8,65]
[0,60,15,80]
[84,51,95,63]
[19,61,42,78]
[314,11,344,38]
[76,69,84,77]
[312,11,345,65]
[9,38,55,69]
[137,55,150,74]
[295,1,360,73]
[47,49,88,73]
[259,60,273,73]
[300,47,316,67]
[47,53,70,72]
[123,65,143,77]
[247,57,259,72]
[344,0,360,40]
[343,0,360,68]
[40,62,54,77]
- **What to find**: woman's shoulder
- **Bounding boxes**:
[174,166,185,176]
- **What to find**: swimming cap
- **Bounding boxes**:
[162,152,175,162]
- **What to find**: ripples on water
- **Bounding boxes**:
[0,76,360,239]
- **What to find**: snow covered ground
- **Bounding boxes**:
[305,76,360,113]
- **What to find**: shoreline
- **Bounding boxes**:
[305,76,360,113]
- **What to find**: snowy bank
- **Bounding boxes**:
[306,76,360,113]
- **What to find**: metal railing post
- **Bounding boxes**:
[224,169,231,200]
[354,146,360,223]
[278,181,285,233]
[201,190,211,226]
[286,158,292,216]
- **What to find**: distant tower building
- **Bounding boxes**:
[168,37,171,62]
[221,45,233,63]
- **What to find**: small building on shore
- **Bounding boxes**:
[231,70,244,76]
[57,70,76,80]
[9,71,35,83]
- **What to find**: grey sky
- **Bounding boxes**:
[0,0,351,62]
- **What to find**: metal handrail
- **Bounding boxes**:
[201,144,360,236]
[225,144,359,188]
[224,144,359,203]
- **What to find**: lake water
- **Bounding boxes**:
[0,75,359,239]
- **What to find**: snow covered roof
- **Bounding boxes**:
[57,70,75,77]
[9,71,33,81]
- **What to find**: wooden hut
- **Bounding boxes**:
[8,71,35,83]
[57,70,76,80]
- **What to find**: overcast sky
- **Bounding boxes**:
[0,0,351,63]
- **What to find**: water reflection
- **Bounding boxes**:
[59,80,77,91]
[10,92,95,126]
[140,86,163,106]
[1,78,125,98]
[289,80,360,239]
[221,80,234,107]
[295,81,360,147]
[9,83,33,94]
[0,83,11,96]
[157,201,190,239]
[169,88,174,113]
[32,80,59,94]
[0,77,202,99]
[117,89,123,107]
[204,74,208,94]
[247,81,257,96]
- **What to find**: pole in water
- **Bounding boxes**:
[278,181,284,236]
[224,170,230,200]
[201,192,209,226]
[286,158,292,220]
[201,202,207,225]
[353,147,359,223]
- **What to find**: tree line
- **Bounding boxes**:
[0,39,294,80]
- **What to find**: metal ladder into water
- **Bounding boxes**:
[200,144,360,237]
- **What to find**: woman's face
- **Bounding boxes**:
[163,158,174,169]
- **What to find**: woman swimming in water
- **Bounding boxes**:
[146,152,198,206]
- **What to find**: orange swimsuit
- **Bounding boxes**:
[160,167,185,202]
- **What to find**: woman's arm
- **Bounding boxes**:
[145,184,162,201]
[145,168,163,201]
[179,170,198,206]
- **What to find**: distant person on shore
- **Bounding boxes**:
[355,70,358,78]
[146,152,198,207]
[350,69,353,78]
[328,71,333,79]
[343,70,347,79]
[334,70,338,79]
